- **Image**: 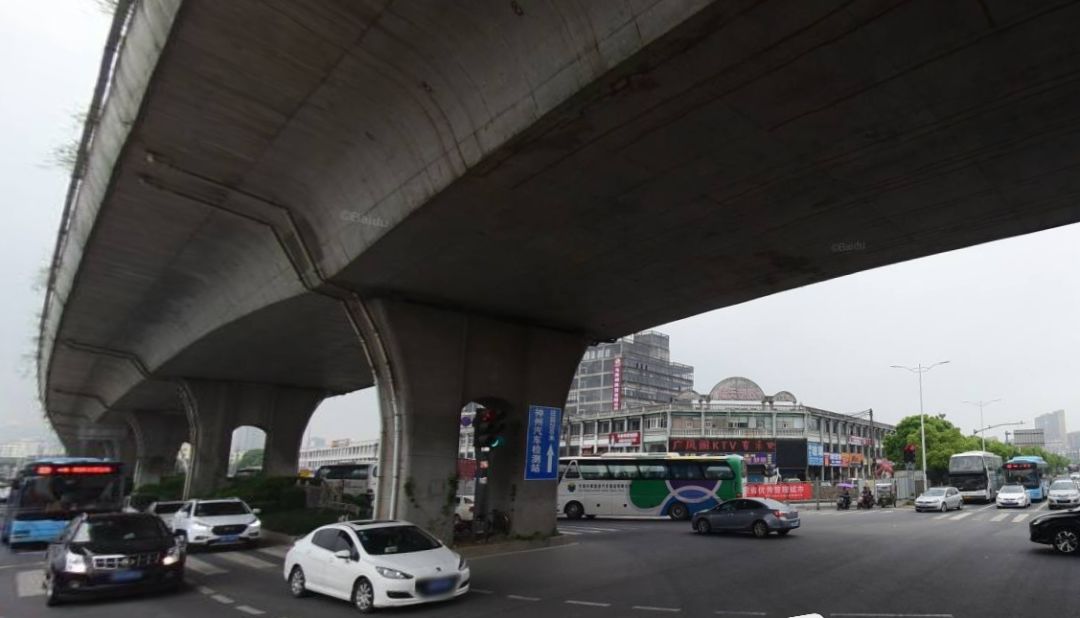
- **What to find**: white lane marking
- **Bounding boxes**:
[471,588,494,594]
[470,542,579,561]
[212,594,236,604]
[1013,514,1030,523]
[831,614,953,617]
[185,556,227,575]
[1035,501,1049,511]
[557,530,582,536]
[560,526,618,532]
[256,545,290,559]
[217,551,276,569]
[633,606,682,613]
[991,513,1009,522]
[949,512,972,521]
[235,606,265,615]
[567,600,612,607]
[507,594,541,601]
[715,611,768,616]
[932,513,950,520]
[15,570,44,598]
[197,585,216,595]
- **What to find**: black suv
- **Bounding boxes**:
[44,512,185,605]
[1029,508,1080,554]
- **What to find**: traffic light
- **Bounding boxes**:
[473,407,508,450]
[903,444,916,464]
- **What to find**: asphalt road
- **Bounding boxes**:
[1,502,1073,618]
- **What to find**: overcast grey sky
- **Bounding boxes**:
[4,2,1080,449]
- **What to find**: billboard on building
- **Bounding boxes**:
[608,431,641,446]
[612,357,623,410]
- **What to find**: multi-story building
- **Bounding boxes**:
[562,376,893,481]
[1013,428,1046,448]
[297,439,379,471]
[230,426,265,455]
[1035,410,1067,454]
[565,331,694,416]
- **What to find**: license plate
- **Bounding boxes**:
[426,578,454,593]
[110,570,143,583]
[790,521,800,528]
[220,535,240,543]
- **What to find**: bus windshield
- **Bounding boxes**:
[1006,466,1038,488]
[949,473,988,491]
[948,456,987,473]
[15,474,123,519]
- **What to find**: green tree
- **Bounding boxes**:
[884,415,975,475]
[237,448,264,470]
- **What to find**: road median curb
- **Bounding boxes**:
[456,534,575,558]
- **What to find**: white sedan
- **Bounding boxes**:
[914,487,963,512]
[284,520,469,612]
[996,484,1031,508]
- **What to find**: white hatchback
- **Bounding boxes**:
[996,484,1031,508]
[284,520,469,612]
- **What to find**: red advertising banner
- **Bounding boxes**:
[746,482,813,501]
[669,438,777,453]
[612,357,623,410]
[609,431,641,446]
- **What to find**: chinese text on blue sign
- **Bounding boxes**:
[524,405,561,481]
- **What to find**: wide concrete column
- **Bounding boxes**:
[353,298,585,542]
[180,380,324,498]
[126,411,189,489]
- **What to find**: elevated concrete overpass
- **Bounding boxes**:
[40,0,1080,539]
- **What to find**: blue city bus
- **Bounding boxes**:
[0,458,124,546]
[1004,456,1050,502]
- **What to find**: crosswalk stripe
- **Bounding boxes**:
[1013,514,1030,523]
[950,512,973,521]
[216,552,276,569]
[15,570,44,598]
[991,513,1009,522]
[932,513,950,520]
[185,556,228,575]
[257,545,290,559]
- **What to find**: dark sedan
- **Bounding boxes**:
[1030,508,1080,554]
[691,498,800,538]
[44,512,185,605]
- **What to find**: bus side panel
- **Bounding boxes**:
[10,518,68,544]
[627,480,669,515]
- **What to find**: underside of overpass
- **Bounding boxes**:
[38,0,1080,540]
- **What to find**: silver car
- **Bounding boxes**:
[691,498,800,538]
[1048,479,1080,510]
[915,486,963,512]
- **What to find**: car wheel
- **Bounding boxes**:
[564,502,584,520]
[1052,527,1080,555]
[940,503,947,512]
[353,577,376,613]
[752,521,769,538]
[668,502,689,521]
[45,573,63,607]
[777,529,791,536]
[288,566,309,598]
[694,519,711,534]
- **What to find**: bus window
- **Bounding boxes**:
[563,462,580,479]
[638,461,667,479]
[606,462,640,480]
[578,461,608,480]
[702,463,734,480]
[667,461,704,480]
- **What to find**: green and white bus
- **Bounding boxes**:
[557,453,746,520]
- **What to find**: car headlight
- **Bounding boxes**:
[249,519,261,529]
[458,555,468,571]
[191,519,211,530]
[64,551,87,574]
[162,545,182,566]
[375,566,413,580]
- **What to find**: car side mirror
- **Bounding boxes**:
[252,508,262,515]
[333,549,352,561]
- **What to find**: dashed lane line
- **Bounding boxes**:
[235,605,265,615]
[186,556,228,575]
[14,569,43,598]
[831,613,953,617]
[217,551,277,569]
[633,606,682,613]
[507,594,541,601]
[566,600,612,607]
[471,588,494,594]
[212,594,236,604]
[715,611,768,616]
[197,585,216,595]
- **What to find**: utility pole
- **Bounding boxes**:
[891,361,950,492]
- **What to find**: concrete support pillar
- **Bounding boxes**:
[179,380,324,498]
[126,412,189,489]
[351,298,586,543]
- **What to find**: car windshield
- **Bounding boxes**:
[195,501,250,516]
[924,489,947,497]
[1001,485,1025,494]
[75,517,167,543]
[1051,481,1075,490]
[355,525,441,555]
[153,502,184,514]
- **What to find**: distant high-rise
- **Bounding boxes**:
[1034,410,1067,454]
[564,330,694,417]
[231,426,265,454]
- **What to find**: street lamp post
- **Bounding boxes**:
[974,421,1024,448]
[964,399,1002,451]
[891,361,950,491]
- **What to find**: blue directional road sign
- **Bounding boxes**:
[524,405,562,481]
